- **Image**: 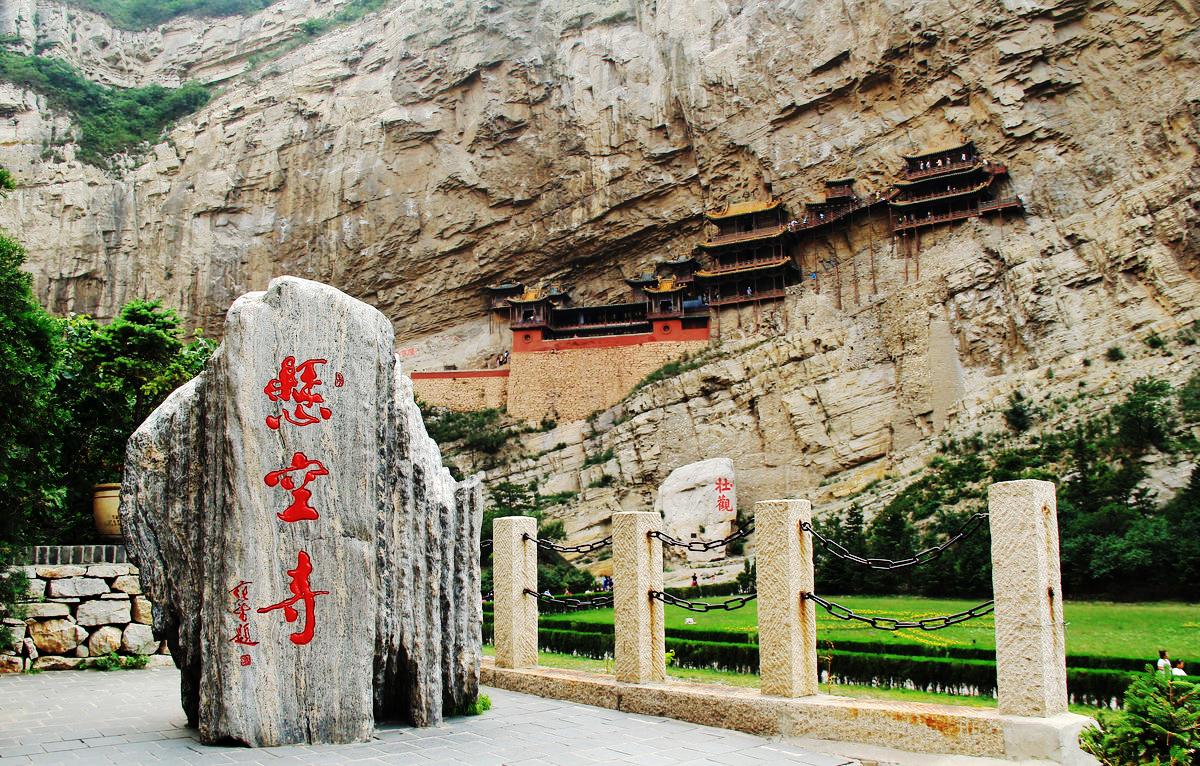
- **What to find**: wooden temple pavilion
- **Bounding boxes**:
[888,141,1023,233]
[487,277,708,352]
[693,199,800,307]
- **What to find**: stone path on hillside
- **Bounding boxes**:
[0,667,857,766]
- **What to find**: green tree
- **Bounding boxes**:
[0,179,61,545]
[47,302,213,541]
[0,170,54,645]
[1081,671,1199,765]
[1003,390,1033,433]
[1113,377,1174,451]
[1179,370,1200,423]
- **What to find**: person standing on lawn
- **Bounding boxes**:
[1158,650,1172,672]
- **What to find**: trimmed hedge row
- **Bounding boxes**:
[485,624,1153,706]
[535,620,1152,673]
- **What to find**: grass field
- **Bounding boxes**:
[540,596,1200,662]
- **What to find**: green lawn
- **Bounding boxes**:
[540,596,1200,662]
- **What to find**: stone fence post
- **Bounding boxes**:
[756,499,817,697]
[613,511,665,684]
[989,480,1067,716]
[494,516,538,669]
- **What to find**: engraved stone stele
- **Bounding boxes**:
[652,458,736,563]
[120,276,483,746]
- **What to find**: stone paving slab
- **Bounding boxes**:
[0,668,858,766]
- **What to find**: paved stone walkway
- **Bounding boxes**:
[0,668,858,766]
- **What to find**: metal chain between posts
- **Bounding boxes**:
[522,588,614,610]
[647,521,754,552]
[802,592,995,631]
[521,532,613,554]
[648,589,757,613]
[800,512,988,570]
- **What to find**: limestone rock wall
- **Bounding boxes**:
[2,0,1195,349]
[0,0,1198,552]
[475,296,1200,557]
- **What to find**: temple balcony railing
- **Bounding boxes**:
[647,309,684,320]
[696,256,791,278]
[699,224,788,248]
[892,197,1022,232]
[511,318,551,329]
[889,182,991,207]
[899,157,981,181]
[550,318,650,333]
[980,196,1022,212]
[708,287,787,306]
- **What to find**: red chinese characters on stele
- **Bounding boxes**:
[263,452,328,522]
[257,551,329,646]
[263,357,333,429]
[715,478,733,514]
[230,581,258,666]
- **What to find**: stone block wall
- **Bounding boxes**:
[507,340,708,422]
[410,370,510,411]
[1,560,172,673]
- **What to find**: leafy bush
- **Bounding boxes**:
[1080,671,1199,765]
[0,195,61,545]
[1112,377,1174,451]
[0,51,209,165]
[1003,390,1033,433]
[1106,346,1126,362]
[71,0,273,28]
[583,448,615,467]
[588,474,615,488]
[450,693,491,716]
[0,556,29,651]
[1180,371,1200,423]
[735,559,756,591]
[538,520,565,541]
[417,404,519,455]
[537,563,594,595]
[87,651,150,671]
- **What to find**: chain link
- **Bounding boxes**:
[522,588,614,609]
[648,521,753,552]
[800,513,988,570]
[647,589,757,612]
[521,533,613,554]
[802,592,995,631]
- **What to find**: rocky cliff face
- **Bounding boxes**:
[1,0,1198,534]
